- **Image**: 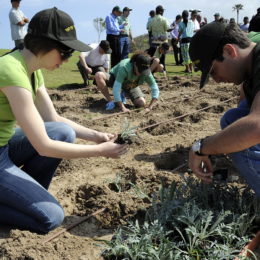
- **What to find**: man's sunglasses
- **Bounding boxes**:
[59,48,74,60]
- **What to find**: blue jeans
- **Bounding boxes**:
[220,99,260,197]
[119,36,130,60]
[0,122,76,233]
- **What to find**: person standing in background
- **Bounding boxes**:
[170,14,183,66]
[178,10,195,73]
[105,6,125,68]
[9,0,29,49]
[147,10,155,48]
[118,7,134,60]
[190,10,200,33]
[249,8,260,32]
[240,17,249,33]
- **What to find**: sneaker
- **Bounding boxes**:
[105,101,115,110]
[121,92,127,104]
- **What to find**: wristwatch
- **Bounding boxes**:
[191,139,206,156]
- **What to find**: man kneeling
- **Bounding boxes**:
[77,40,112,86]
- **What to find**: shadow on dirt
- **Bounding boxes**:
[135,146,189,173]
[57,83,86,91]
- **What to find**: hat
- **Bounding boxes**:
[11,0,21,2]
[28,7,91,52]
[189,22,227,88]
[112,6,122,13]
[99,40,112,54]
[214,12,220,16]
[123,7,132,12]
[135,54,151,76]
[156,5,165,13]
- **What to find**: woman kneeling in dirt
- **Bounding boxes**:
[95,52,160,112]
[0,8,128,233]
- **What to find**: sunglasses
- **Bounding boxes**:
[59,48,74,60]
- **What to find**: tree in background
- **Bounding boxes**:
[93,18,106,42]
[232,4,243,24]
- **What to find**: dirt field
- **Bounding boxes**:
[0,75,248,260]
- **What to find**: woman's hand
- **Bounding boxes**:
[97,139,128,158]
[93,132,117,144]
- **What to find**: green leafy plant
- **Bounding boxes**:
[102,177,260,260]
[115,117,138,144]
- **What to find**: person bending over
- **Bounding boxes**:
[95,52,159,112]
[0,7,128,234]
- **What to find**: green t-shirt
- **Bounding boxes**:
[118,15,131,36]
[110,58,156,89]
[243,43,260,107]
[0,50,44,146]
[147,15,169,41]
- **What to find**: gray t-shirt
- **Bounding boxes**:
[9,7,27,41]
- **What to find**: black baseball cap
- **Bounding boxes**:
[99,40,112,54]
[27,7,91,52]
[11,0,21,2]
[156,5,165,13]
[112,6,122,13]
[189,22,227,88]
[123,7,132,12]
[135,54,151,76]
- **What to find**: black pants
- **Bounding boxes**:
[106,34,121,68]
[76,62,105,85]
[171,38,183,65]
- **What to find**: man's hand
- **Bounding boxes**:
[85,67,92,74]
[188,150,213,183]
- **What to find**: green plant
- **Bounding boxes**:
[102,177,260,259]
[115,117,138,144]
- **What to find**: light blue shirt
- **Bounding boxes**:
[105,13,124,35]
[179,20,195,38]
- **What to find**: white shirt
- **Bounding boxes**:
[9,7,27,41]
[82,46,110,69]
[193,19,200,32]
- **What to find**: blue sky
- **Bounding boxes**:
[1,0,259,49]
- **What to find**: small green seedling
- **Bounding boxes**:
[115,117,138,144]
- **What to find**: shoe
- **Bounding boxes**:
[105,101,115,110]
[121,91,127,104]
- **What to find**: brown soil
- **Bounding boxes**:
[0,75,245,260]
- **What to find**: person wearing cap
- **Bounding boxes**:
[77,40,112,86]
[95,52,159,112]
[9,0,29,49]
[146,42,169,74]
[214,13,221,22]
[105,6,126,68]
[118,7,134,60]
[0,7,128,233]
[190,10,200,33]
[188,22,260,198]
[147,5,172,47]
